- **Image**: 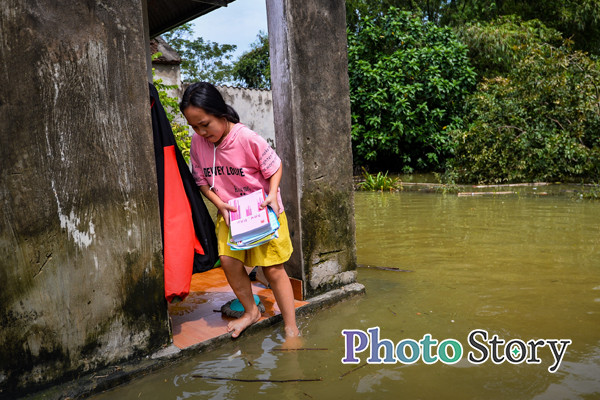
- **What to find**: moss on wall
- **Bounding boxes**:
[301,185,357,297]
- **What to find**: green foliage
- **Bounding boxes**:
[581,183,600,200]
[171,122,192,164]
[358,168,400,191]
[163,23,237,84]
[455,16,564,79]
[346,0,452,29]
[346,0,600,54]
[433,170,460,193]
[440,0,600,55]
[554,1,600,55]
[347,1,415,31]
[347,8,476,173]
[450,21,600,183]
[152,53,191,163]
[232,32,271,89]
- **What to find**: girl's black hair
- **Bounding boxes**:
[179,82,240,123]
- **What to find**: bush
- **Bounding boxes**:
[455,16,564,80]
[450,21,600,183]
[347,8,476,173]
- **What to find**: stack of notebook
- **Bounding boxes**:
[227,189,280,250]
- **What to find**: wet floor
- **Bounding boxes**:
[90,189,600,399]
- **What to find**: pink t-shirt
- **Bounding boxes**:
[190,123,284,212]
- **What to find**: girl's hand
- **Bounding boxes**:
[219,202,238,227]
[260,194,280,216]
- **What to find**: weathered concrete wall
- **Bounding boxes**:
[0,0,170,395]
[155,64,182,98]
[218,86,276,149]
[266,0,357,297]
[154,63,188,129]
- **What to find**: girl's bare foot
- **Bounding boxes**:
[282,326,303,349]
[227,306,262,338]
[285,325,300,337]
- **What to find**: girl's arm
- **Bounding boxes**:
[199,185,237,226]
[260,165,282,216]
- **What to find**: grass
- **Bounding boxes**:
[357,168,400,191]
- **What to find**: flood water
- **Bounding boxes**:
[91,189,600,399]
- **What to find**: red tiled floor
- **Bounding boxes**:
[168,267,307,349]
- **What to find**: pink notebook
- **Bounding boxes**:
[227,189,271,242]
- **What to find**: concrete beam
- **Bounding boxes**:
[266,0,357,298]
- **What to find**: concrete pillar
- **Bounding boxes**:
[266,0,357,298]
[0,0,169,394]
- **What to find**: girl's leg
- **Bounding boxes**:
[220,255,261,338]
[262,264,299,337]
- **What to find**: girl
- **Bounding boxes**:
[180,82,299,339]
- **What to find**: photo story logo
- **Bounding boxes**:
[341,327,572,373]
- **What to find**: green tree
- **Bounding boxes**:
[346,0,448,30]
[450,19,600,183]
[348,8,476,172]
[454,16,564,80]
[346,0,600,55]
[347,0,409,31]
[232,32,271,89]
[163,23,237,84]
[440,0,600,55]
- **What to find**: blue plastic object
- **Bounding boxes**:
[229,294,261,312]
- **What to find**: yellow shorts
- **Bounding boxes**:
[216,211,293,267]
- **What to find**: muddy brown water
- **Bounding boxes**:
[90,189,600,399]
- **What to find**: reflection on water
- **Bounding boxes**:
[91,190,600,399]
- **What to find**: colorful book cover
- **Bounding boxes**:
[227,189,272,243]
[228,207,280,250]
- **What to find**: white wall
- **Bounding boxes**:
[217,86,276,149]
[154,64,181,99]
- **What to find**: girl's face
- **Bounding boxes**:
[183,105,231,145]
